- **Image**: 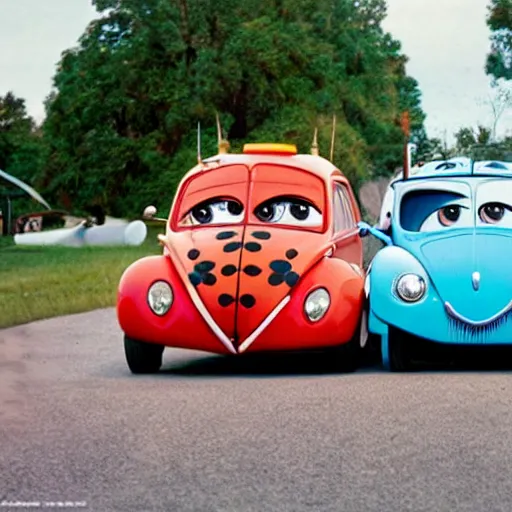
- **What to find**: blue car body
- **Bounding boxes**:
[359,158,512,370]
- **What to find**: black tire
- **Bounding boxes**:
[124,335,164,374]
[388,328,413,372]
[360,298,382,365]
[333,319,362,373]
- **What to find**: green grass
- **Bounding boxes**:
[0,219,382,329]
[0,223,163,329]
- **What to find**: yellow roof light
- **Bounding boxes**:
[243,143,297,156]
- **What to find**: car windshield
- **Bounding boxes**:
[175,163,327,232]
[398,177,512,232]
[174,164,249,228]
[246,164,326,232]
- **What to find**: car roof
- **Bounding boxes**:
[391,157,512,185]
[187,152,345,184]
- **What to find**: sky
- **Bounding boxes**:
[0,0,510,145]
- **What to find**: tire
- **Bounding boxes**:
[333,319,362,373]
[387,328,413,372]
[359,300,381,366]
[124,335,164,374]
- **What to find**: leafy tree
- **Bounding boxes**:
[448,123,511,160]
[0,92,46,186]
[454,125,492,154]
[42,0,426,217]
[486,0,512,81]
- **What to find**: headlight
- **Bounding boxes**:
[395,274,426,303]
[147,281,173,316]
[304,288,331,322]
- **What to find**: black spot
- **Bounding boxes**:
[286,249,298,260]
[252,231,271,240]
[240,294,256,308]
[244,242,262,252]
[187,249,200,261]
[243,265,262,277]
[224,242,243,253]
[285,272,300,287]
[216,231,237,240]
[270,260,292,274]
[218,294,235,307]
[195,260,215,273]
[202,273,217,286]
[268,273,285,286]
[188,272,202,286]
[221,265,238,277]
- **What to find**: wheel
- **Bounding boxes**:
[124,335,164,374]
[359,300,381,365]
[333,318,362,373]
[382,328,413,372]
[359,306,369,349]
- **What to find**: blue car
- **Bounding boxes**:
[359,157,512,371]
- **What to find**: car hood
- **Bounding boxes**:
[235,226,329,345]
[167,225,329,350]
[409,229,512,322]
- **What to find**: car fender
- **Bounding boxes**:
[367,245,432,316]
[116,255,233,353]
[242,255,365,352]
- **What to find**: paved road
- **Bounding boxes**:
[2,309,512,512]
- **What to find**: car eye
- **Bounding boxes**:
[191,204,213,224]
[290,203,310,220]
[438,205,461,226]
[479,202,512,226]
[185,199,244,225]
[254,198,322,227]
[254,202,286,223]
[419,204,470,232]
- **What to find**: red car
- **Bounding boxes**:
[117,142,366,373]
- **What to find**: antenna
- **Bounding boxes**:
[329,114,336,162]
[311,127,319,156]
[400,111,411,179]
[197,122,203,164]
[216,112,230,154]
[216,113,222,145]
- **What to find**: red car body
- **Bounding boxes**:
[117,143,365,372]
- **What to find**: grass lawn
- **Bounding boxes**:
[0,222,164,329]
[0,219,381,329]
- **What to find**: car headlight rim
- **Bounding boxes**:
[304,287,331,323]
[395,273,426,303]
[147,280,173,316]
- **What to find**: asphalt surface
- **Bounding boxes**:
[2,309,512,512]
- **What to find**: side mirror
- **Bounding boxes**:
[142,205,167,223]
[358,221,393,246]
[143,205,157,219]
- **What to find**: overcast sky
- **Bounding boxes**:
[0,0,510,143]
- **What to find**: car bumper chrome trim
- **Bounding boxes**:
[444,300,512,327]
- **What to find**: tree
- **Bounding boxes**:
[41,0,426,216]
[486,81,512,140]
[485,0,512,81]
[0,92,46,185]
[454,125,492,152]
